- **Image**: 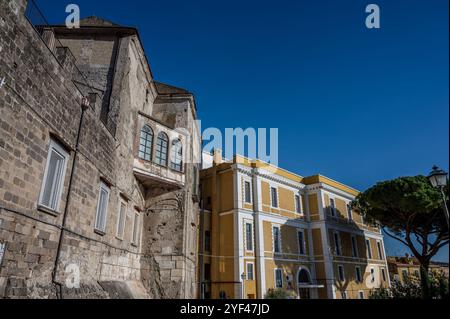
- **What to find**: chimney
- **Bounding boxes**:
[41,28,56,53]
[213,149,223,165]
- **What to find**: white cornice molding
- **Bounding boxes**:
[232,164,305,190]
[306,183,356,200]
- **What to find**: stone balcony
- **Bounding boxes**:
[133,112,188,197]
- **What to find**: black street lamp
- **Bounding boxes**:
[428,166,449,227]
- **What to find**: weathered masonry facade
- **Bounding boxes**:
[0,0,201,299]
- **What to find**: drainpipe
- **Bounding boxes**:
[198,139,205,299]
[199,183,205,299]
[51,98,89,298]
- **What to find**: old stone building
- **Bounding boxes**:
[0,0,201,299]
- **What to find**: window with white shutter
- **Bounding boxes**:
[116,200,127,240]
[132,210,141,246]
[39,139,69,213]
[94,182,110,233]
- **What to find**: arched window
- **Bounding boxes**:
[139,125,153,161]
[170,139,183,172]
[298,268,311,284]
[155,132,169,166]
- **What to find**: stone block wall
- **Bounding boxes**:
[0,0,146,298]
[1,0,201,299]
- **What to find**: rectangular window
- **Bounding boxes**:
[247,262,254,281]
[414,270,420,278]
[298,230,306,255]
[334,232,342,256]
[358,291,365,299]
[275,269,283,288]
[377,241,384,260]
[132,210,141,246]
[370,268,375,283]
[116,200,127,240]
[273,226,281,253]
[204,264,211,281]
[355,266,362,282]
[0,242,5,267]
[341,291,347,299]
[351,236,358,257]
[338,265,345,282]
[381,268,387,281]
[39,140,69,212]
[347,204,353,221]
[402,269,409,280]
[204,231,211,252]
[271,187,278,208]
[244,181,252,204]
[245,222,253,251]
[329,198,336,217]
[295,195,302,214]
[94,182,110,233]
[366,239,372,259]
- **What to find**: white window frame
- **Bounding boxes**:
[294,194,302,214]
[272,225,281,254]
[0,242,5,267]
[246,262,255,281]
[370,267,376,283]
[244,221,254,252]
[347,203,353,221]
[329,197,336,217]
[334,232,342,256]
[38,139,69,213]
[376,240,384,260]
[170,139,183,172]
[297,229,306,256]
[402,269,409,280]
[244,180,252,204]
[351,235,359,258]
[94,182,110,234]
[274,268,283,288]
[338,265,345,282]
[115,199,127,240]
[366,239,373,259]
[270,187,279,208]
[381,268,387,282]
[355,266,362,283]
[132,210,141,246]
[358,291,365,299]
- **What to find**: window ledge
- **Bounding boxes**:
[94,229,106,236]
[37,205,60,217]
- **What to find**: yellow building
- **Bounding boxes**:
[199,150,390,299]
[388,256,449,284]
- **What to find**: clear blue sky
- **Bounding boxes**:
[38,0,449,261]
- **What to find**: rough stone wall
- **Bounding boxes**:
[142,98,200,299]
[0,0,147,298]
[1,0,200,299]
[1,0,79,298]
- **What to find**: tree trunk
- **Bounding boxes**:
[419,261,431,299]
